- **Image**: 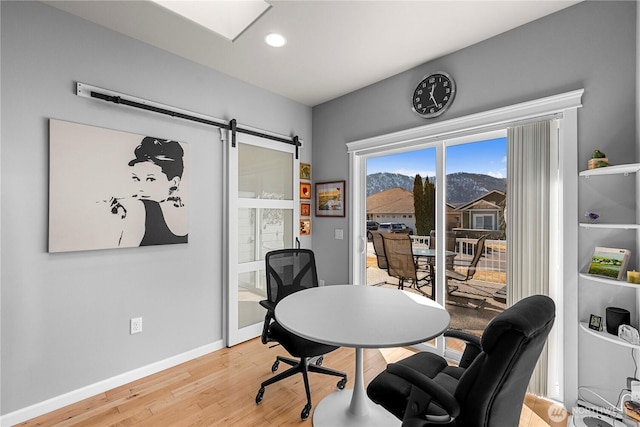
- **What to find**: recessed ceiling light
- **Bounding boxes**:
[265,33,287,47]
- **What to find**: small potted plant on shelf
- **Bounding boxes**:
[588,149,609,169]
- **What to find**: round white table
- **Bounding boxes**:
[275,285,450,426]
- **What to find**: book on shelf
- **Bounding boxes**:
[587,246,631,281]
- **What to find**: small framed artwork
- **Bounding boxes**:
[300,163,311,180]
[588,246,631,280]
[589,314,602,331]
[300,219,311,235]
[316,180,345,217]
[300,202,311,217]
[300,183,312,200]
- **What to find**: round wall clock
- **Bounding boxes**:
[412,71,456,118]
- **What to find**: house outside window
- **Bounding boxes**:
[473,214,494,230]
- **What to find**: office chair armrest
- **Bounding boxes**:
[443,329,481,369]
[387,363,460,424]
[259,300,275,344]
[259,300,275,312]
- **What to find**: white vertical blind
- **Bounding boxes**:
[506,120,551,395]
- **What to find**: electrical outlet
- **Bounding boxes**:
[628,376,638,390]
[632,380,640,401]
[130,317,142,335]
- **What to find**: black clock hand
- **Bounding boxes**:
[429,84,437,106]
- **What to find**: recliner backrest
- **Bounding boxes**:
[452,295,555,426]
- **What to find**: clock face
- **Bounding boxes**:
[412,72,456,118]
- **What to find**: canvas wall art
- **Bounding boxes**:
[49,119,189,252]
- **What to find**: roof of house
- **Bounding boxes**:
[462,199,502,210]
[367,187,414,214]
[455,190,505,211]
[367,188,457,214]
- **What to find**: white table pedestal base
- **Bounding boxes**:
[312,390,400,427]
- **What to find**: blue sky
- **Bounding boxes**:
[366,137,507,179]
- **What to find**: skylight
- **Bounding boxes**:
[151,0,271,42]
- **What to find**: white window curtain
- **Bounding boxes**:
[506,120,551,396]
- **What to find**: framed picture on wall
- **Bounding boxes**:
[48,119,189,252]
[300,163,311,180]
[300,219,311,235]
[300,182,312,199]
[315,180,345,217]
[300,202,311,217]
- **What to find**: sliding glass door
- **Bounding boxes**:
[226,134,298,346]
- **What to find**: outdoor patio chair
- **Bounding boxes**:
[429,230,457,269]
[381,233,431,298]
[446,235,489,309]
[370,231,394,287]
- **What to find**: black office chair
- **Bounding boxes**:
[256,249,347,420]
[367,294,555,426]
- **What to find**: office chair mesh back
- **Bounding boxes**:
[266,249,318,305]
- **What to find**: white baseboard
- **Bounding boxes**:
[0,340,224,427]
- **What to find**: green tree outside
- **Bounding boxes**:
[413,174,428,235]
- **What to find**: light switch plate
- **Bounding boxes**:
[335,229,343,240]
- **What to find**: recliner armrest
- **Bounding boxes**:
[387,363,460,424]
[443,329,481,369]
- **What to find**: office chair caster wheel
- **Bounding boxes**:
[271,360,279,373]
[315,356,323,366]
[337,378,347,390]
[301,403,311,420]
[255,387,265,404]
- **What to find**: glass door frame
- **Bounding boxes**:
[224,131,299,347]
[347,90,583,404]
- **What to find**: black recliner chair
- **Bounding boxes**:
[367,294,555,426]
[255,249,347,420]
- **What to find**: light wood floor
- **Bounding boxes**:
[17,338,567,426]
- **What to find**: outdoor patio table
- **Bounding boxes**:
[275,285,450,426]
[412,248,456,300]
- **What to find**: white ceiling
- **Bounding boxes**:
[47,0,581,107]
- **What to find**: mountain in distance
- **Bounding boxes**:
[367,172,506,205]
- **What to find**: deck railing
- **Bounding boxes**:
[410,235,507,285]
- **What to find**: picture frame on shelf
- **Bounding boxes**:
[300,163,311,180]
[315,180,345,217]
[300,183,311,200]
[588,246,631,281]
[589,314,602,331]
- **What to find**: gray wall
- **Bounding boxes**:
[312,0,636,408]
[0,1,312,415]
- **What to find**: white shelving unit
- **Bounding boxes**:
[579,322,640,349]
[577,163,640,425]
[579,162,640,342]
[579,163,640,177]
[578,272,640,289]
